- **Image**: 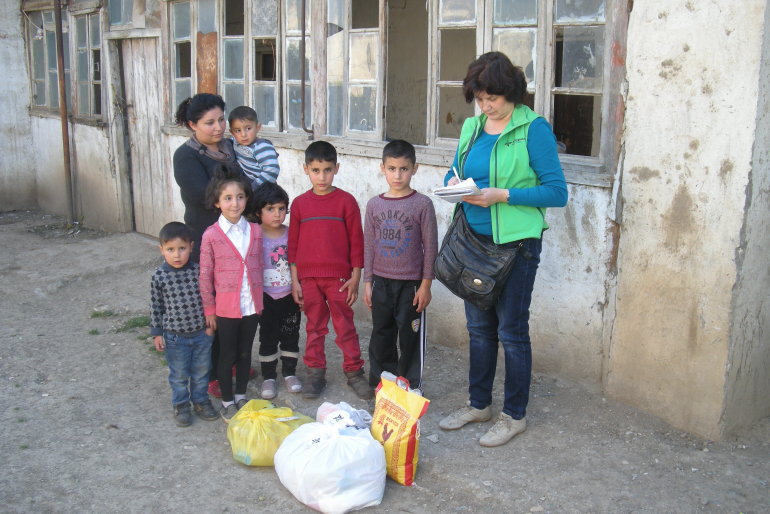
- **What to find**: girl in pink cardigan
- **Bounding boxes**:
[199,165,264,422]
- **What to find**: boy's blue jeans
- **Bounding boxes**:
[164,330,214,405]
[464,236,542,420]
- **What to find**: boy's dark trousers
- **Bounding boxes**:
[259,293,301,379]
[368,275,426,389]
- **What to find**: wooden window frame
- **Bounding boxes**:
[25,9,72,113]
[73,12,104,118]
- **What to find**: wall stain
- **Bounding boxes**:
[629,166,660,182]
[688,301,698,353]
[720,159,734,181]
[581,200,596,234]
[563,202,578,244]
[664,185,696,251]
[689,140,700,151]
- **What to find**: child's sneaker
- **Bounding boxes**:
[220,403,239,423]
[193,400,218,421]
[208,380,222,398]
[345,368,374,400]
[260,379,277,399]
[284,375,302,393]
[173,402,192,427]
[236,398,248,410]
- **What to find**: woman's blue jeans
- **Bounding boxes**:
[164,330,214,406]
[464,236,542,420]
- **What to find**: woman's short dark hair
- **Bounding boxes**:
[204,164,253,212]
[174,93,226,128]
[462,52,528,105]
[252,182,290,223]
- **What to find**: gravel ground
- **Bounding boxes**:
[0,209,768,514]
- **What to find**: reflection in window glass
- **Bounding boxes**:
[173,2,191,39]
[225,0,245,36]
[224,83,245,112]
[198,0,217,34]
[439,29,475,81]
[288,84,312,129]
[492,28,536,87]
[286,37,311,81]
[224,39,245,80]
[555,26,604,89]
[349,86,376,132]
[555,0,605,22]
[286,0,311,33]
[438,86,473,138]
[253,84,276,126]
[440,0,476,24]
[552,94,601,156]
[349,33,377,82]
[494,0,537,25]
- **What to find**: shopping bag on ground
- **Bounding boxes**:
[274,419,386,514]
[227,399,313,466]
[370,374,430,485]
[316,401,373,428]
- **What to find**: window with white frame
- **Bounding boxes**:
[26,10,72,112]
[74,12,102,117]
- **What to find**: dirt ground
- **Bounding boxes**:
[1,209,768,514]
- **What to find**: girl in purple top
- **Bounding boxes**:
[253,182,303,399]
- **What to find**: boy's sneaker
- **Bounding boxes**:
[439,401,492,430]
[301,368,327,399]
[220,403,239,423]
[345,368,374,400]
[479,413,526,447]
[193,400,218,421]
[173,402,192,427]
[208,380,222,398]
[284,375,303,394]
[260,379,277,399]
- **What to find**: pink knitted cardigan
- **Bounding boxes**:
[199,221,264,318]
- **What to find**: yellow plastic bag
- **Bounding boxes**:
[227,399,314,466]
[370,377,430,485]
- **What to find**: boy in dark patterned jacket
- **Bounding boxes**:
[150,222,218,427]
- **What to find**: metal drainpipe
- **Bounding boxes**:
[54,0,75,224]
[300,0,313,135]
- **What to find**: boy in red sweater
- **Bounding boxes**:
[288,141,374,400]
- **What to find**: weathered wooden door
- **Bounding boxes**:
[122,37,168,237]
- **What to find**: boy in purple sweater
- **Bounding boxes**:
[363,140,439,391]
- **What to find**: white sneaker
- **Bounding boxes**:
[439,401,492,430]
[479,413,526,447]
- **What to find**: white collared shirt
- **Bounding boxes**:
[218,214,256,316]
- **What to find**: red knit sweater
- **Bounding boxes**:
[288,188,364,280]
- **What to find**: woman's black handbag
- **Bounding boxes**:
[433,205,521,311]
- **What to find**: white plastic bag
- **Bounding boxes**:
[274,420,386,514]
[316,401,373,429]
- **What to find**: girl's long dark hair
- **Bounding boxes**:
[204,165,253,213]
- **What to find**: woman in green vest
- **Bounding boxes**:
[438,52,568,447]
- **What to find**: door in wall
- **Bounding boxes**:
[122,37,168,237]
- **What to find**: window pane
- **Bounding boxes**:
[327,28,344,136]
[328,0,344,35]
[225,0,245,36]
[552,94,601,156]
[78,50,89,81]
[555,26,604,89]
[352,0,378,29]
[65,72,72,111]
[349,32,377,82]
[173,2,191,40]
[34,81,46,106]
[198,0,217,34]
[93,49,101,81]
[288,84,312,129]
[32,39,45,80]
[108,0,122,25]
[286,37,310,81]
[90,14,101,48]
[253,84,276,127]
[254,39,276,80]
[555,0,605,22]
[76,17,87,48]
[46,31,56,71]
[78,83,90,115]
[175,42,192,78]
[49,71,59,108]
[122,0,135,26]
[494,0,537,25]
[224,83,245,112]
[440,0,476,24]
[492,28,536,87]
[62,33,70,71]
[286,0,311,33]
[252,0,278,36]
[440,29,475,81]
[175,80,192,107]
[29,11,43,39]
[93,83,102,115]
[348,85,376,132]
[224,38,245,80]
[438,86,473,139]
